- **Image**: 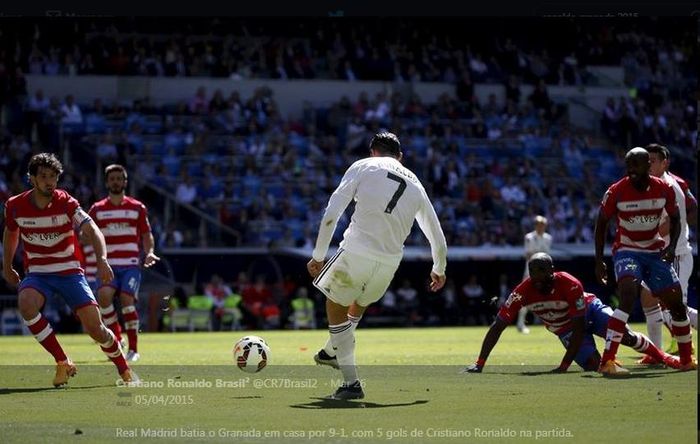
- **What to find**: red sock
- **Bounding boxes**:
[100,330,129,374]
[24,314,68,362]
[100,304,123,343]
[671,319,693,364]
[601,309,629,364]
[122,305,139,353]
[630,332,666,362]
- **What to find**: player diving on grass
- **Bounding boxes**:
[462,253,680,374]
[307,132,447,400]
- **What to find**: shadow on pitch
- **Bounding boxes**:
[580,372,666,379]
[0,385,109,394]
[290,399,429,409]
[519,370,576,376]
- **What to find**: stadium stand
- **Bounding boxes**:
[0,18,695,331]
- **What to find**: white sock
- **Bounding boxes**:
[643,305,664,348]
[329,321,358,384]
[516,307,527,328]
[661,309,673,333]
[688,307,698,330]
[323,314,362,357]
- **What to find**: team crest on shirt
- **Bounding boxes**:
[51,216,58,225]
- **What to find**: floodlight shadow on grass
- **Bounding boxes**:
[290,399,429,409]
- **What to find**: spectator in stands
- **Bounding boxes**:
[397,279,420,326]
[175,174,197,205]
[504,74,521,104]
[189,86,208,115]
[60,94,83,126]
[205,274,235,331]
[24,89,49,140]
[528,79,552,114]
[38,96,62,150]
[241,274,280,329]
[462,274,488,325]
[160,222,184,248]
[96,133,118,161]
[519,215,552,333]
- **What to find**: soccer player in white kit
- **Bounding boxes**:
[639,143,697,362]
[307,132,447,400]
[518,215,552,333]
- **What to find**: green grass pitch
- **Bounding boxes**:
[0,325,696,443]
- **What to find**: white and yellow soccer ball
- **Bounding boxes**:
[233,335,270,373]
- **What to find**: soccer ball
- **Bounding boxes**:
[233,335,270,373]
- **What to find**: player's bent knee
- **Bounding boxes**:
[120,293,136,305]
[17,290,45,319]
[84,323,110,342]
[639,286,656,307]
[97,288,116,305]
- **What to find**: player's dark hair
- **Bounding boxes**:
[369,132,401,158]
[105,164,128,180]
[28,152,63,177]
[644,143,670,160]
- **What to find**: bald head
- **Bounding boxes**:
[528,252,555,293]
[528,252,553,275]
[625,147,649,162]
[624,147,651,189]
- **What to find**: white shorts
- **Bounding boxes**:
[313,249,398,307]
[641,253,693,304]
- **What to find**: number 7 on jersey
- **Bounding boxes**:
[384,172,407,214]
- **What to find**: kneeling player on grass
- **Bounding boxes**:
[463,253,679,374]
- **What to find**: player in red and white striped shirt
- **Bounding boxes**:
[2,153,137,386]
[594,147,695,376]
[89,164,159,362]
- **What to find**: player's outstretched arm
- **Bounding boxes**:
[309,179,355,273]
[81,219,114,284]
[429,272,446,292]
[593,210,609,285]
[142,231,160,268]
[415,196,447,278]
[553,316,585,373]
[2,227,20,286]
[307,258,324,279]
[662,211,681,262]
[462,317,509,373]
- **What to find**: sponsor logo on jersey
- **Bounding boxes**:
[26,232,63,242]
[627,214,659,225]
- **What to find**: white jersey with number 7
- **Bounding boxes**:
[312,156,447,276]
